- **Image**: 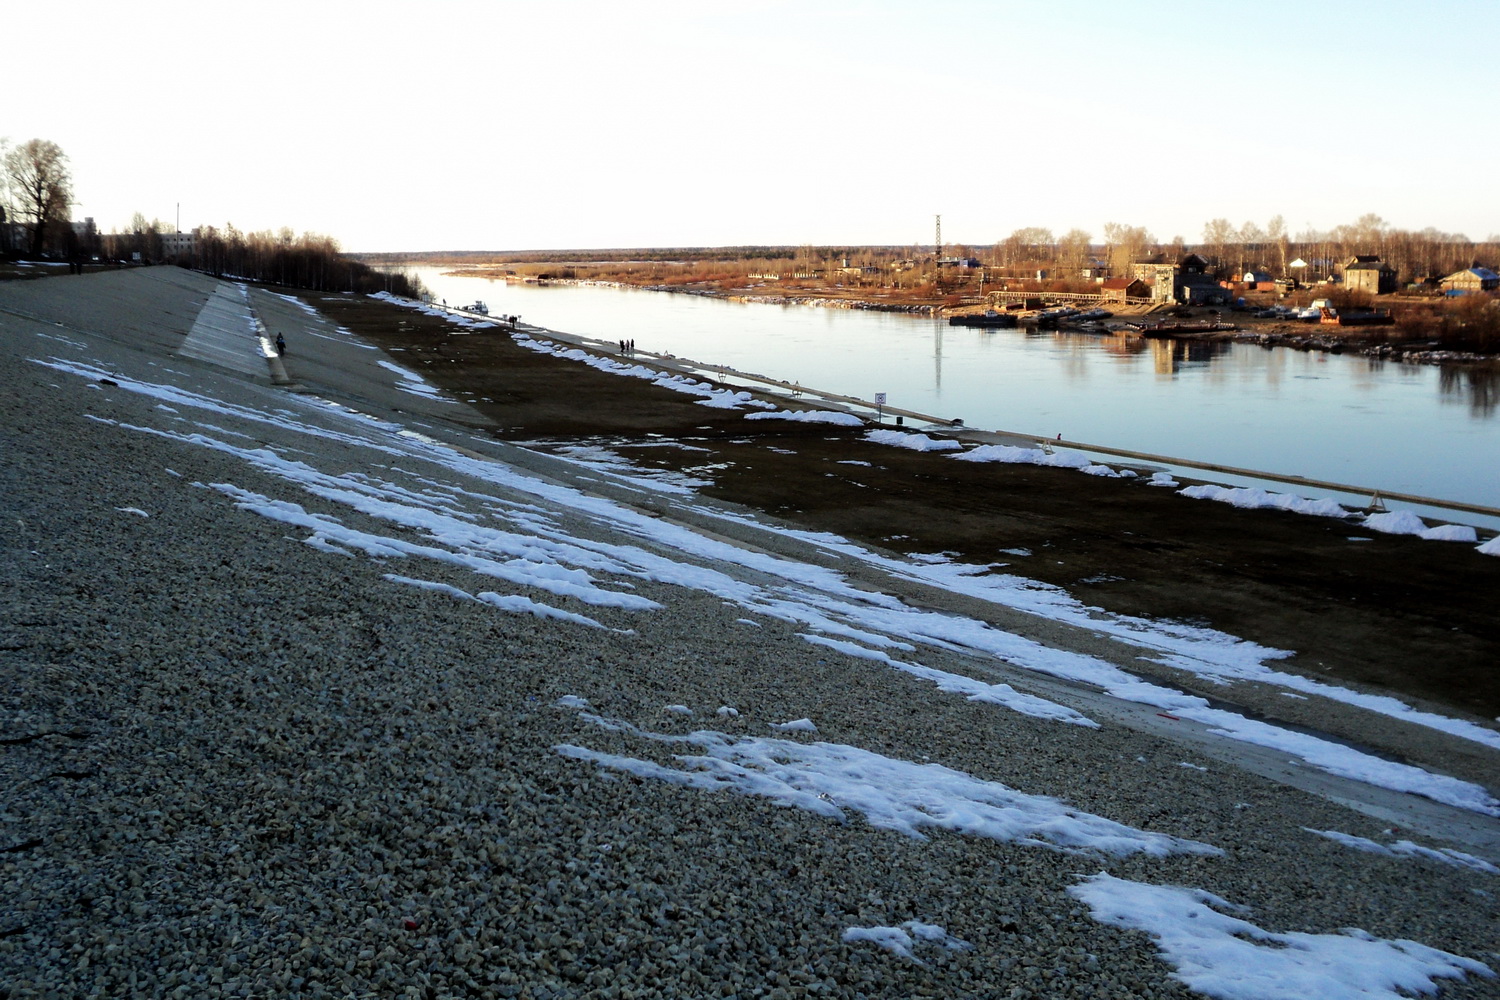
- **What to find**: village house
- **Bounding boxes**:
[1439,266,1499,294]
[1340,255,1397,295]
[1131,253,1224,305]
[1100,277,1149,303]
[1130,255,1179,303]
[835,257,881,278]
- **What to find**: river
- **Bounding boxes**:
[399,266,1499,525]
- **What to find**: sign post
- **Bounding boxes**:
[874,392,886,425]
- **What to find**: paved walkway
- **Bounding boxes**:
[176,283,273,378]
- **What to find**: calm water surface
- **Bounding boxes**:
[405,267,1499,515]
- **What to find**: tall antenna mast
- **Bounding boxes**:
[934,214,942,259]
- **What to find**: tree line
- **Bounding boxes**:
[165,221,422,298]
[407,215,1498,294]
[991,214,1496,287]
[2,137,422,298]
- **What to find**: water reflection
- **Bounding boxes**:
[933,322,943,391]
[1149,338,1233,375]
[1438,364,1500,417]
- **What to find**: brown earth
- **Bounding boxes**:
[311,293,1500,723]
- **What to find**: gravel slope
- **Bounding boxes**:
[2,270,1497,999]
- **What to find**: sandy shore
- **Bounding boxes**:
[2,269,1497,998]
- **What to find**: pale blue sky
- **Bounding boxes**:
[9,0,1497,250]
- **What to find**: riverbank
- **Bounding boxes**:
[4,270,1499,998]
[311,290,1500,722]
[431,264,1500,365]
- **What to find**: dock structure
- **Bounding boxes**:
[985,289,1154,308]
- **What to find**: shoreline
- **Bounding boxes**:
[427,295,1500,525]
[321,284,1500,721]
[434,266,1500,366]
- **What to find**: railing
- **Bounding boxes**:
[985,290,1155,307]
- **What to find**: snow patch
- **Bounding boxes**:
[864,429,963,453]
[1178,484,1350,518]
[842,920,972,964]
[953,443,1121,477]
[1070,873,1493,1000]
[746,408,865,426]
[1303,828,1500,874]
[558,715,1220,857]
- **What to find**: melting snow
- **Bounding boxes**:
[1302,828,1499,874]
[1070,873,1493,1000]
[557,714,1220,857]
[954,443,1121,477]
[746,408,865,426]
[865,429,963,452]
[842,920,972,964]
[1178,484,1350,518]
[29,350,1500,816]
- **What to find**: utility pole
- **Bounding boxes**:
[933,214,943,292]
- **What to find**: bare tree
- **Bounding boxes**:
[1001,227,1053,270]
[1103,222,1154,277]
[1266,215,1288,275]
[127,211,164,262]
[3,138,72,256]
[1058,228,1092,274]
[1352,212,1388,249]
[0,137,11,249]
[1237,221,1265,273]
[1201,218,1236,271]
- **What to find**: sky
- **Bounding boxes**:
[8,0,1500,251]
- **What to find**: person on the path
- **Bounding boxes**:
[275,333,286,356]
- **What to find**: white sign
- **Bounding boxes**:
[874,392,887,405]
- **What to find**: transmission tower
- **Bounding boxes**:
[934,214,942,260]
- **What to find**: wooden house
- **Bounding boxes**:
[1101,277,1149,302]
[1439,267,1499,294]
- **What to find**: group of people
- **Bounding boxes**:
[618,339,637,354]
